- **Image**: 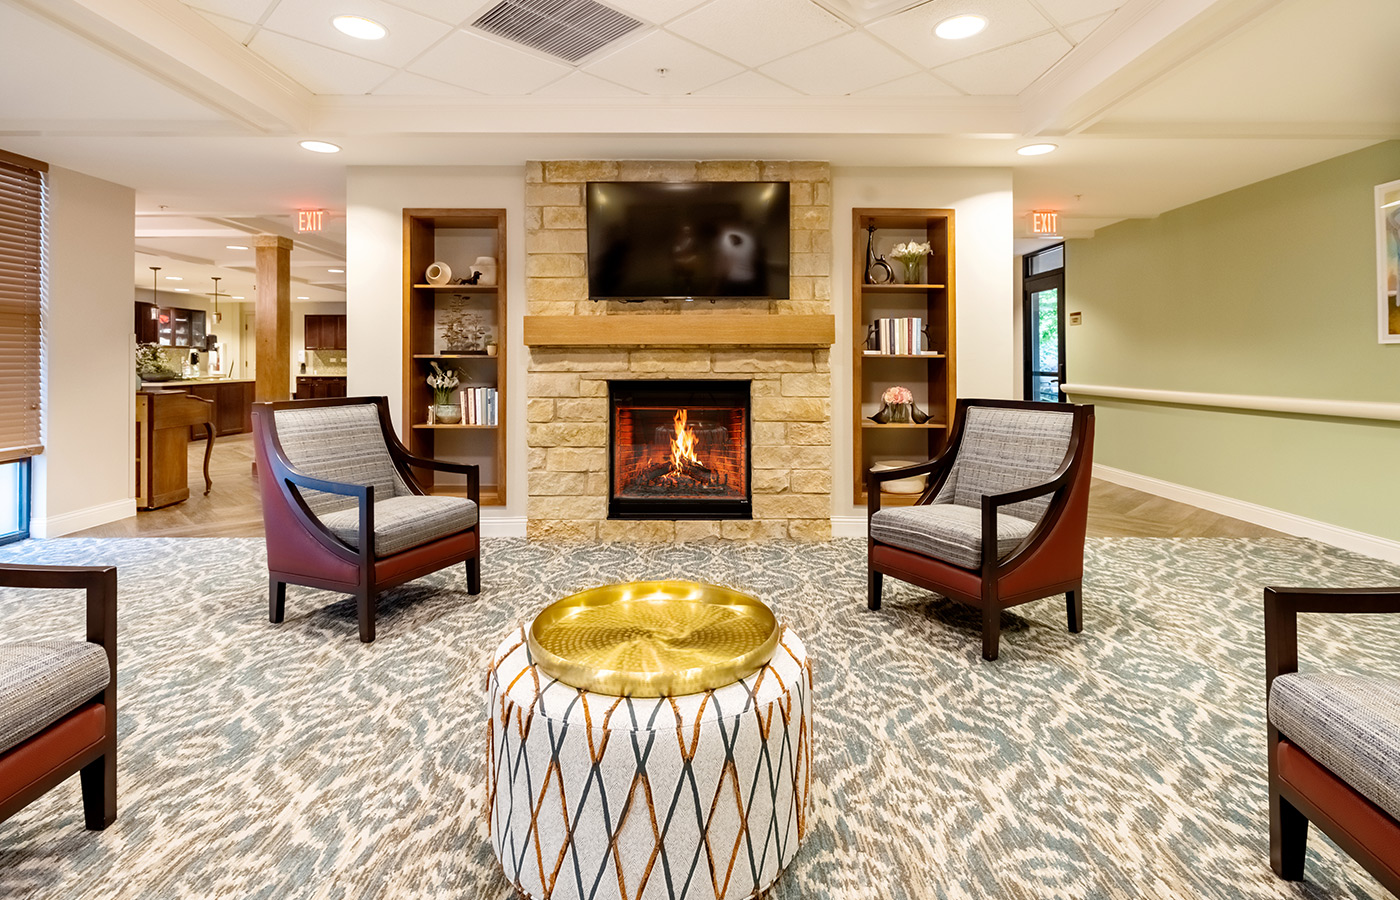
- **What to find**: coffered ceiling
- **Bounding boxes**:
[0,0,1395,291]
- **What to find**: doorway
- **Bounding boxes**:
[1023,244,1065,402]
[240,313,256,381]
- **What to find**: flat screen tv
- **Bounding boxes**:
[586,181,790,300]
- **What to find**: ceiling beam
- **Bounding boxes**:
[9,0,311,134]
[1019,0,1285,138]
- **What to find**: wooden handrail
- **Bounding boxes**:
[1060,383,1400,424]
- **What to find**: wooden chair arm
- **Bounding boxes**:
[866,448,957,518]
[0,564,117,672]
[1265,587,1400,687]
[399,455,480,505]
[266,454,376,559]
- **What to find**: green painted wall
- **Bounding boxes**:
[1066,141,1400,541]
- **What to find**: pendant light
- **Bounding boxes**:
[149,266,161,319]
[210,276,224,324]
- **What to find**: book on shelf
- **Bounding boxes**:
[458,386,499,426]
[867,317,926,355]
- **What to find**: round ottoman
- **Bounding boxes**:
[486,624,812,900]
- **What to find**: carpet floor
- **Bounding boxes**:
[0,536,1397,899]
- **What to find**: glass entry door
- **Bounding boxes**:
[1023,246,1065,402]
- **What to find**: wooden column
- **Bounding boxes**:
[254,234,293,402]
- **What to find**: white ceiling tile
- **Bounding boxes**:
[1063,12,1112,43]
[191,10,256,44]
[181,0,275,23]
[261,0,454,67]
[408,30,573,94]
[667,0,850,68]
[759,31,918,96]
[866,0,1055,68]
[691,71,801,98]
[248,30,397,94]
[532,71,642,97]
[379,0,487,26]
[934,30,1071,95]
[582,30,742,95]
[372,71,484,96]
[600,0,711,25]
[855,71,962,97]
[1034,0,1123,29]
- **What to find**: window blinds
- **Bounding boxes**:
[0,153,45,463]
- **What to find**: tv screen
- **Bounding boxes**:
[587,182,790,300]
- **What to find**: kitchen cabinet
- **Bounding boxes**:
[184,380,254,438]
[304,315,347,350]
[150,305,208,348]
[295,376,347,400]
[136,389,213,509]
[135,302,159,343]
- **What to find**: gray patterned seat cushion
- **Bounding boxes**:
[1268,673,1400,821]
[318,495,479,558]
[935,406,1074,523]
[0,641,111,754]
[870,503,1036,569]
[273,404,409,517]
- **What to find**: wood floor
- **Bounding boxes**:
[68,433,1282,540]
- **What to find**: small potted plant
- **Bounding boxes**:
[889,240,932,285]
[484,336,498,358]
[426,361,462,424]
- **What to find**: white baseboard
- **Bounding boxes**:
[832,516,867,539]
[480,516,527,538]
[1094,464,1400,565]
[33,498,137,539]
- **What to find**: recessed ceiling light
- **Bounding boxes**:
[232,296,245,300]
[299,140,341,154]
[173,288,190,292]
[297,296,310,300]
[226,244,249,250]
[934,14,986,40]
[328,268,344,273]
[332,14,387,40]
[164,276,182,281]
[1017,143,1058,156]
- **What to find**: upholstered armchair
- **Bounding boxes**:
[1265,586,1400,894]
[252,396,481,643]
[0,564,117,830]
[866,398,1095,661]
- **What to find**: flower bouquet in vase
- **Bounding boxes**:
[427,362,462,424]
[869,385,930,424]
[889,240,931,286]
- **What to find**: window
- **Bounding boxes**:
[0,149,46,540]
[1023,243,1065,402]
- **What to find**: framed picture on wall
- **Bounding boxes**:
[1378,177,1400,344]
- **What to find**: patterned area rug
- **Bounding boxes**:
[0,536,1397,900]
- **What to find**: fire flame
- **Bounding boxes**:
[670,408,701,473]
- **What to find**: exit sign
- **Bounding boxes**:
[297,209,324,233]
[1032,210,1059,235]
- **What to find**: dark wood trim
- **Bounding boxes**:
[0,564,116,829]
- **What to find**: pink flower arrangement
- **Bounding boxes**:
[882,385,913,405]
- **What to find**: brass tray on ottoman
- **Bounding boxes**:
[526,579,780,697]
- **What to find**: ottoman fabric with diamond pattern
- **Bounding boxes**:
[486,624,812,900]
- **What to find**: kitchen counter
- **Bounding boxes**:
[139,377,254,387]
[140,379,254,438]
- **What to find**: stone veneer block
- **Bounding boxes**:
[616,160,698,182]
[780,373,830,397]
[696,160,761,181]
[530,348,630,372]
[527,423,606,447]
[543,206,586,230]
[788,519,833,541]
[598,520,677,543]
[544,160,620,182]
[628,350,712,374]
[674,520,723,541]
[527,519,598,541]
[525,183,582,207]
[790,469,833,494]
[710,350,815,373]
[721,521,790,541]
[526,373,582,397]
[752,397,830,422]
[526,255,588,279]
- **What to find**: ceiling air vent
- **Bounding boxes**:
[470,0,642,63]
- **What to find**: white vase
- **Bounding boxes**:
[473,256,497,287]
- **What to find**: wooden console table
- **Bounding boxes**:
[136,389,213,509]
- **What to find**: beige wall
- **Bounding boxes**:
[33,166,136,536]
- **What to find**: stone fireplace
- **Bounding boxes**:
[609,380,751,521]
[523,160,834,542]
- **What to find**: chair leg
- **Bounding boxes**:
[269,577,286,624]
[981,604,1001,661]
[867,570,883,610]
[80,750,116,830]
[466,555,481,595]
[1066,586,1083,634]
[1270,790,1309,880]
[358,589,376,643]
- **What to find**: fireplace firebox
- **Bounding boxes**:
[609,380,752,520]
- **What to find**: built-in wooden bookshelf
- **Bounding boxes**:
[403,209,507,506]
[852,209,956,507]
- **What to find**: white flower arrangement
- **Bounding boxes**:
[882,385,913,405]
[888,241,931,266]
[426,361,460,405]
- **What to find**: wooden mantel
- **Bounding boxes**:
[523,314,835,348]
